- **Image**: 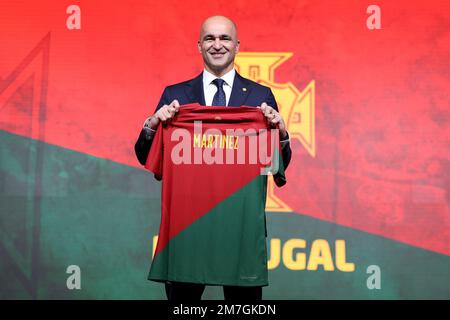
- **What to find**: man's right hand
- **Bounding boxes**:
[145,100,181,130]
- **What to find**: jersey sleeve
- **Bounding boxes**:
[144,123,163,180]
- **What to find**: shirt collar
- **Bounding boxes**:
[203,68,236,88]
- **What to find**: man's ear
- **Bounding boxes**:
[197,40,202,53]
[235,40,240,53]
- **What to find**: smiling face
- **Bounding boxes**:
[198,16,240,77]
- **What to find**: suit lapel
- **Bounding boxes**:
[185,72,206,106]
[228,72,251,107]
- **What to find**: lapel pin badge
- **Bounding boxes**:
[242,88,247,92]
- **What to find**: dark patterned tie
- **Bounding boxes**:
[212,78,226,106]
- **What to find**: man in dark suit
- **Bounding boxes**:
[135,15,292,301]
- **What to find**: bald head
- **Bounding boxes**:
[199,15,238,41]
[198,15,240,77]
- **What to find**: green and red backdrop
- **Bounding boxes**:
[0,0,449,299]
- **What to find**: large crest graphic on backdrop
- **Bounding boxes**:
[235,52,315,212]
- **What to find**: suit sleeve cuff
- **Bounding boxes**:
[142,126,156,140]
[280,131,290,149]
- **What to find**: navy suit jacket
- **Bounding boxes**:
[134,71,291,170]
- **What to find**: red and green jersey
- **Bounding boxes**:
[145,104,286,286]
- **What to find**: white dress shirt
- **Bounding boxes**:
[202,68,236,106]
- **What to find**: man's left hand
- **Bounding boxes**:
[259,102,288,139]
